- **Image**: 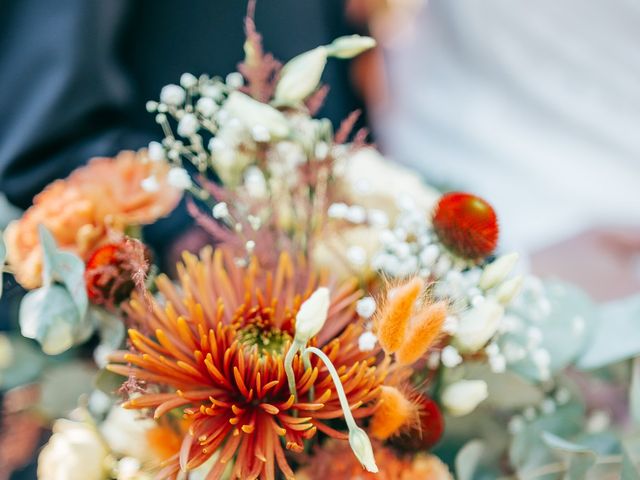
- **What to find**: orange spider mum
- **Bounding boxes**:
[108,246,387,480]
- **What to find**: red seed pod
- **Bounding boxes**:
[392,394,445,451]
[432,192,499,260]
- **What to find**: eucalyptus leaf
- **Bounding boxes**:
[542,432,597,479]
[502,280,596,382]
[19,284,94,355]
[455,440,485,480]
[577,295,640,370]
[510,397,585,475]
[38,224,88,318]
[631,357,640,426]
[0,334,45,391]
[622,443,640,480]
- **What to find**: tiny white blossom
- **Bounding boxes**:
[441,345,463,368]
[419,245,440,267]
[225,72,244,89]
[180,72,198,89]
[145,101,158,112]
[141,175,160,192]
[356,297,376,318]
[555,388,571,405]
[147,141,165,162]
[532,348,551,368]
[328,202,349,219]
[196,97,218,117]
[508,415,525,434]
[167,167,192,190]
[251,124,270,142]
[177,113,199,137]
[160,84,186,106]
[244,167,267,198]
[358,331,377,351]
[209,137,226,153]
[541,398,556,415]
[346,205,366,224]
[368,209,389,228]
[212,202,229,219]
[314,141,329,159]
[442,315,459,334]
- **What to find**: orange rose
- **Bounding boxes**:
[4,150,181,289]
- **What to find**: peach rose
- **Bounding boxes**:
[4,150,181,288]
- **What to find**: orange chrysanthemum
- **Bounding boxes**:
[108,247,387,480]
[4,150,181,288]
[296,440,453,480]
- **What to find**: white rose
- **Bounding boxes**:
[454,298,504,353]
[441,380,489,417]
[38,419,108,480]
[338,148,440,218]
[100,406,156,463]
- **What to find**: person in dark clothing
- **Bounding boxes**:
[0,0,365,255]
[0,2,365,477]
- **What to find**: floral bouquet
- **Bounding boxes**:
[1,8,639,480]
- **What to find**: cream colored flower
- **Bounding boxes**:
[100,406,157,463]
[441,379,489,417]
[337,147,440,218]
[38,419,108,480]
[454,298,504,353]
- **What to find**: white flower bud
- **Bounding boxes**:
[274,46,328,105]
[223,91,289,138]
[440,345,463,368]
[294,287,330,343]
[349,427,379,473]
[358,331,377,351]
[147,141,165,162]
[167,167,192,190]
[454,298,504,352]
[479,253,519,290]
[160,84,186,106]
[441,380,488,417]
[141,175,160,193]
[225,72,244,89]
[356,297,376,318]
[177,113,199,137]
[196,97,218,117]
[179,72,198,89]
[212,202,229,219]
[327,35,376,59]
[244,166,267,198]
[494,275,524,305]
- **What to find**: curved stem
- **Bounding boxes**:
[304,346,357,431]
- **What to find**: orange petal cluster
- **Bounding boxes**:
[108,247,387,480]
[4,150,181,288]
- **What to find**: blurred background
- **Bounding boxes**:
[1,0,639,477]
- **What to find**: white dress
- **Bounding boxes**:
[374,0,640,253]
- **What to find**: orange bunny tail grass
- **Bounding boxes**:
[376,277,425,354]
[370,386,418,441]
[395,301,447,366]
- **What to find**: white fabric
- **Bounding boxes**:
[375,0,640,252]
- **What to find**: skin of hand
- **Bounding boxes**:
[531,227,640,301]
